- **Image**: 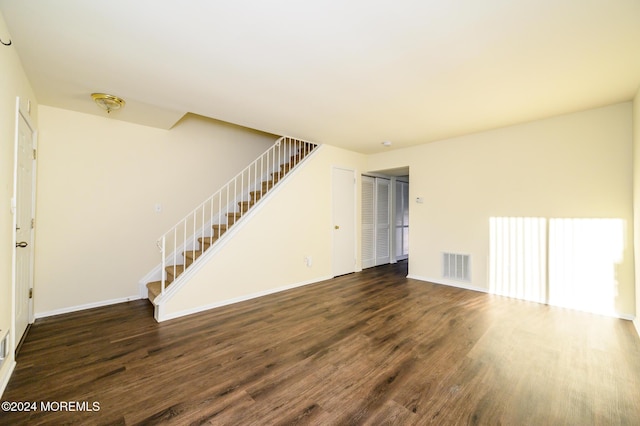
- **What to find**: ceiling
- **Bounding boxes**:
[1,1,639,154]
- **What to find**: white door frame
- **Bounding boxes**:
[393,178,409,262]
[331,166,357,277]
[11,97,37,353]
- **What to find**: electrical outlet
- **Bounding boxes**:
[304,256,312,267]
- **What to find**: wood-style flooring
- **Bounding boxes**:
[2,261,640,425]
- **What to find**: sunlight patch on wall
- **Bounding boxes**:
[548,218,623,316]
[489,217,547,303]
[489,217,625,316]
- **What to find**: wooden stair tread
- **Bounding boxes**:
[272,172,286,183]
[146,281,163,302]
[226,212,242,225]
[250,191,265,201]
[183,247,205,254]
[183,249,206,265]
[211,224,228,237]
[198,236,218,245]
[165,265,185,282]
[238,201,254,212]
[165,264,185,273]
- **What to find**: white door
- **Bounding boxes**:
[14,106,36,346]
[332,167,356,276]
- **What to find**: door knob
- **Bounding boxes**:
[334,225,340,230]
[16,241,28,248]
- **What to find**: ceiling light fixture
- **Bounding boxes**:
[382,141,392,147]
[91,93,125,114]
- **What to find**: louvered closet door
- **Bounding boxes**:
[375,178,391,266]
[361,176,375,269]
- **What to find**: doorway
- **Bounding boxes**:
[395,179,409,261]
[361,176,391,268]
[362,171,409,269]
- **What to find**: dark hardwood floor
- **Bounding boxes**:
[2,261,640,425]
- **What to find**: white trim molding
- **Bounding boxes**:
[156,275,333,322]
[408,274,488,294]
[34,295,142,320]
[0,361,16,399]
[408,274,635,321]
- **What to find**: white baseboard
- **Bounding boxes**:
[617,313,636,322]
[34,295,142,320]
[0,360,16,399]
[407,274,635,321]
[407,274,489,294]
[157,275,333,322]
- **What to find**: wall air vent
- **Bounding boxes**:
[442,253,470,282]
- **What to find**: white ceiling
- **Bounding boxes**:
[2,0,639,153]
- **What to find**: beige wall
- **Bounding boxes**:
[34,107,275,316]
[634,87,640,335]
[368,103,635,317]
[161,145,367,319]
[0,11,38,394]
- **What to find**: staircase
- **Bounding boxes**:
[146,137,317,304]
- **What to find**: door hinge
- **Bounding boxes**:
[29,288,33,299]
[31,218,35,229]
[33,149,37,160]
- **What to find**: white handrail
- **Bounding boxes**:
[156,136,317,296]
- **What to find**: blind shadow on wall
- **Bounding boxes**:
[489,217,624,316]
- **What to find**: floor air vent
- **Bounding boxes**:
[443,253,470,282]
